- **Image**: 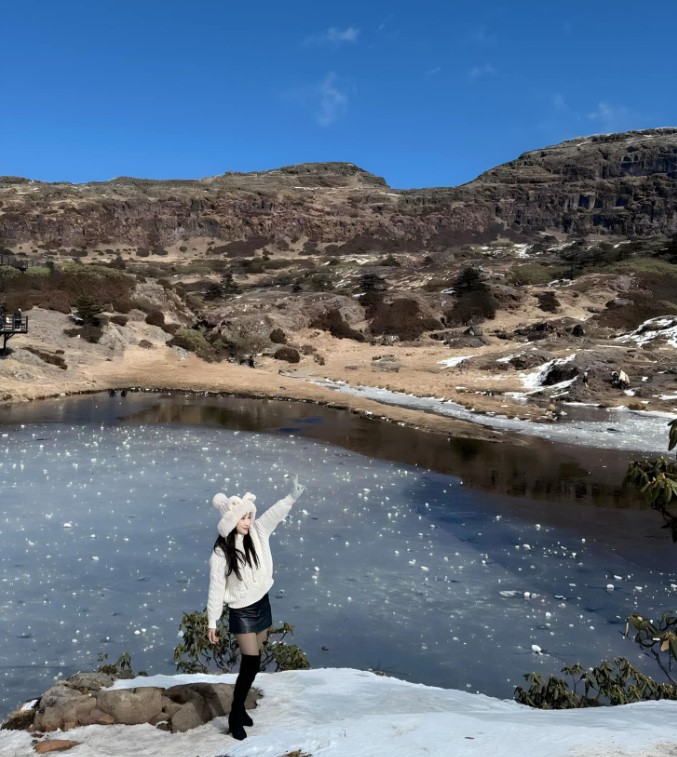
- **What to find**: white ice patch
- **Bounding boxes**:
[438,355,473,368]
[520,353,577,390]
[616,316,677,349]
[311,378,672,452]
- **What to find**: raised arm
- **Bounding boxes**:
[255,475,305,538]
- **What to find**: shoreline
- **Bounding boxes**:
[1,309,674,453]
[2,348,673,455]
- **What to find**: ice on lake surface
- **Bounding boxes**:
[1,422,676,716]
[313,380,675,454]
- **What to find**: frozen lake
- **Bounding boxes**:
[1,395,675,717]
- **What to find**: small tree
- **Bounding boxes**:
[75,295,104,326]
[453,266,487,294]
[173,608,310,674]
[624,418,677,540]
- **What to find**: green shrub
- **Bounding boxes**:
[270,328,287,344]
[274,346,300,363]
[536,291,560,313]
[167,328,218,361]
[96,651,146,679]
[226,333,271,358]
[515,657,677,709]
[81,323,104,343]
[301,272,335,292]
[625,418,677,539]
[173,609,310,674]
[311,308,365,342]
[445,290,497,326]
[509,263,560,286]
[370,298,441,341]
[517,609,677,709]
[145,310,165,327]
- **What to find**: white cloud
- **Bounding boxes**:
[471,26,496,44]
[587,101,631,131]
[553,94,568,112]
[469,62,495,80]
[303,26,360,46]
[316,72,348,126]
[425,66,442,77]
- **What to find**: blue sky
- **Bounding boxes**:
[2,0,675,188]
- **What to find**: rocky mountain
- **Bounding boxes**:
[1,128,677,254]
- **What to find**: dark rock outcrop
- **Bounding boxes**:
[1,129,677,250]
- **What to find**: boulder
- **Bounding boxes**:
[63,672,114,694]
[3,675,258,734]
[33,739,81,754]
[170,700,209,733]
[1,703,37,731]
[187,683,233,719]
[96,687,163,725]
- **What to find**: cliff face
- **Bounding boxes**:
[452,128,677,237]
[1,129,676,251]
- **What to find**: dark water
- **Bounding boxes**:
[0,391,646,512]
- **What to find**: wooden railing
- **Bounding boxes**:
[0,316,28,353]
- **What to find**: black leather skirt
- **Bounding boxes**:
[228,593,273,634]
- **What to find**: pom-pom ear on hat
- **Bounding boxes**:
[212,493,230,515]
[212,492,257,519]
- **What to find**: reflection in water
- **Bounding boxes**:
[0,391,642,509]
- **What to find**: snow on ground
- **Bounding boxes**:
[616,316,677,349]
[519,353,576,390]
[312,379,674,453]
[438,355,473,368]
[3,668,677,757]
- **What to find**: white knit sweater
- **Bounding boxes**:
[207,494,294,628]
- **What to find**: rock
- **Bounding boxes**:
[33,739,80,754]
[37,684,82,710]
[3,130,677,252]
[164,684,206,706]
[96,687,163,725]
[188,683,234,719]
[159,696,183,719]
[76,708,115,727]
[371,357,400,372]
[2,703,37,730]
[63,672,114,694]
[508,350,552,370]
[170,700,209,733]
[33,695,95,732]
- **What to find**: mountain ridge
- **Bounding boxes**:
[1,128,677,251]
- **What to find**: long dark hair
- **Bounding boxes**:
[214,531,259,581]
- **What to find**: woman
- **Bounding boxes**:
[207,474,305,741]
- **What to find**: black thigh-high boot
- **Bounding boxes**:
[229,653,260,739]
[239,652,260,726]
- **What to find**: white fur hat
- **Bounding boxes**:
[212,492,257,535]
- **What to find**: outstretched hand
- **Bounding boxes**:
[288,474,305,501]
